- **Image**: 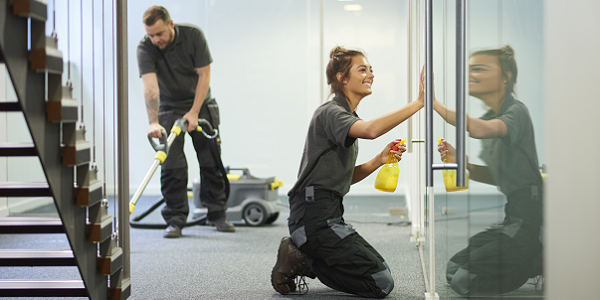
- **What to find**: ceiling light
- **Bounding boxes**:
[344,4,363,11]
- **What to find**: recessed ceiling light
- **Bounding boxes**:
[344,4,363,11]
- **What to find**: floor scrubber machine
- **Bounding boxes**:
[129,118,283,228]
[192,167,283,226]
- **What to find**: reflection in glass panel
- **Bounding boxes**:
[433,0,545,298]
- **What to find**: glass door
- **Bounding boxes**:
[411,0,546,299]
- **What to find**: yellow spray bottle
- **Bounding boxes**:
[438,137,469,192]
[374,137,406,193]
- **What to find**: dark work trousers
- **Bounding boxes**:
[445,188,543,296]
[158,100,227,228]
[289,189,394,298]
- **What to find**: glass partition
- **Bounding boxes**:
[431,0,545,298]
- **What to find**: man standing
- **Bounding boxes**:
[137,6,234,238]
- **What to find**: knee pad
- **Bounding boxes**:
[451,268,476,296]
[371,263,394,298]
[446,260,461,283]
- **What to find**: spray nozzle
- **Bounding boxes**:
[391,137,407,151]
[437,137,447,151]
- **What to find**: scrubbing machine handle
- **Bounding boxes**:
[196,118,218,139]
[129,118,188,214]
[148,130,169,153]
[129,118,219,214]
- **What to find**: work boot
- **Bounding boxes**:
[207,218,236,232]
[163,224,182,238]
[271,236,307,295]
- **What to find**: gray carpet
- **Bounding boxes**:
[0,194,544,300]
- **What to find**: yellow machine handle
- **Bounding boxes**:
[154,151,167,164]
[270,178,284,190]
[227,174,241,181]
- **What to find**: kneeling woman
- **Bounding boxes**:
[436,45,543,296]
[271,46,424,298]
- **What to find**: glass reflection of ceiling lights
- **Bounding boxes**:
[344,4,363,11]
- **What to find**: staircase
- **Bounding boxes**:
[0,0,129,299]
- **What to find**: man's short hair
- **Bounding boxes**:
[143,6,171,26]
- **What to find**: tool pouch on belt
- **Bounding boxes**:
[206,98,220,128]
[288,187,313,248]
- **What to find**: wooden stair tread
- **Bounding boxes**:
[0,182,49,188]
[0,280,85,288]
[0,182,51,197]
[0,249,73,258]
[0,142,36,156]
[0,217,63,234]
[0,249,75,266]
[0,102,21,111]
[0,280,87,297]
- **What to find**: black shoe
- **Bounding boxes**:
[163,225,182,238]
[207,218,236,232]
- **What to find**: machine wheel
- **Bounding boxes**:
[265,212,279,224]
[243,202,268,226]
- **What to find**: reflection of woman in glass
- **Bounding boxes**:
[435,45,543,296]
[270,46,424,298]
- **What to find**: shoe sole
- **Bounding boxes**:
[215,227,236,233]
[163,233,181,238]
[207,221,236,233]
[163,227,182,238]
[271,237,296,294]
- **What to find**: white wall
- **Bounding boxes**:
[127,0,412,197]
[545,0,600,298]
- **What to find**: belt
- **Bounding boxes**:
[508,185,543,201]
[304,186,342,203]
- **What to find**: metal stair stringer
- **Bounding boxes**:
[0,1,108,299]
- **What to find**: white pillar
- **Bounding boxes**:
[545,1,600,298]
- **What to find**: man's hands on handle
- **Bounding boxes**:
[183,65,211,133]
[148,122,166,138]
[183,110,200,132]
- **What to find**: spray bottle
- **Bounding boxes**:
[374,137,406,193]
[438,137,469,192]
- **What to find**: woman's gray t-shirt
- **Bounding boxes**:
[288,93,360,198]
[479,94,543,196]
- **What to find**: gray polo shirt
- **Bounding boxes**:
[137,24,212,111]
[479,94,543,196]
[288,93,361,198]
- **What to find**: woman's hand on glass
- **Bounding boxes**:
[416,66,425,104]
